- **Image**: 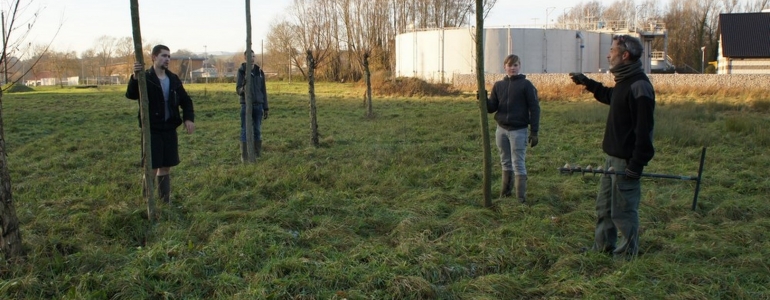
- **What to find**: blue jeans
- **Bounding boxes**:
[240,103,263,142]
[593,156,641,258]
[495,126,528,175]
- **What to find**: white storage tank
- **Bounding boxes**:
[396,27,621,82]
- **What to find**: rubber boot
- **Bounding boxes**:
[240,142,247,162]
[515,175,527,203]
[254,140,262,158]
[500,171,513,198]
[158,174,171,204]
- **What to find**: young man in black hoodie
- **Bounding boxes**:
[487,54,541,203]
[126,44,196,204]
[570,35,655,259]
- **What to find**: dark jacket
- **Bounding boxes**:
[584,72,655,174]
[126,67,195,131]
[236,63,268,110]
[487,74,540,134]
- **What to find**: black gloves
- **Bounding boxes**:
[475,90,487,100]
[263,109,269,120]
[528,134,538,147]
[624,167,641,180]
[569,72,589,85]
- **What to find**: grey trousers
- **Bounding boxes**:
[495,126,528,175]
[593,156,641,257]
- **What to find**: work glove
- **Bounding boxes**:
[263,109,269,120]
[528,134,538,148]
[475,90,487,100]
[624,167,641,180]
[569,72,589,86]
[237,87,244,96]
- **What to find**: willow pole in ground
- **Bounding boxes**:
[307,50,319,147]
[243,0,255,163]
[0,88,23,261]
[475,0,492,208]
[129,0,156,220]
[364,51,373,118]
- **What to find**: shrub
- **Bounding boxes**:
[3,83,35,93]
[369,71,459,97]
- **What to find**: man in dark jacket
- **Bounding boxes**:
[236,50,269,161]
[570,35,655,260]
[126,44,195,204]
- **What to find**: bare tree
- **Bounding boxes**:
[264,0,496,81]
[171,49,196,57]
[115,37,135,80]
[291,0,336,79]
[603,0,635,25]
[662,0,720,72]
[213,57,230,80]
[636,0,665,28]
[742,0,769,10]
[80,48,100,85]
[555,1,605,29]
[49,50,78,87]
[95,35,116,84]
[340,0,385,116]
[265,20,300,79]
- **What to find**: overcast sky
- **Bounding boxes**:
[28,0,583,56]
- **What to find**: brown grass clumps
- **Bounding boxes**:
[533,81,594,102]
[369,71,460,97]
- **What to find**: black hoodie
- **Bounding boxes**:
[487,74,540,134]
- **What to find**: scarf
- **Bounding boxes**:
[610,60,643,83]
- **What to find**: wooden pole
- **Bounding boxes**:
[129,0,156,220]
[364,51,373,118]
[0,87,23,261]
[243,0,255,163]
[475,0,492,208]
[307,50,319,147]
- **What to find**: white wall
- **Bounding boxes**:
[717,57,770,74]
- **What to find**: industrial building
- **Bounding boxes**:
[395,20,670,83]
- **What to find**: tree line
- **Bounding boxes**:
[560,0,768,73]
[262,0,768,80]
[4,0,769,87]
[8,36,260,86]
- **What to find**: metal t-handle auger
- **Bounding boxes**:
[558,147,707,211]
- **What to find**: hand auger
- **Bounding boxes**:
[558,147,707,211]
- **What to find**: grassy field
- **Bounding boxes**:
[0,81,768,299]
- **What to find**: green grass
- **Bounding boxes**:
[1,82,769,299]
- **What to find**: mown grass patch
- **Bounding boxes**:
[1,82,768,298]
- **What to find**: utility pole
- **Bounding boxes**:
[204,45,208,83]
[563,7,572,29]
[545,7,555,29]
